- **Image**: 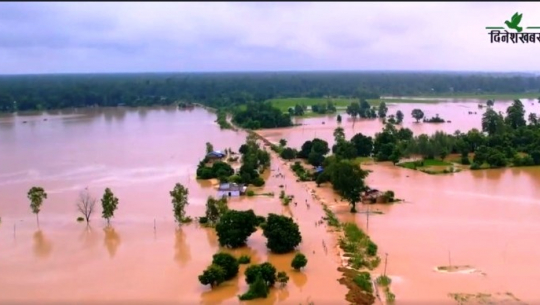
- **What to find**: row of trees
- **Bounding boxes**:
[2,72,539,112]
[26,186,119,227]
[232,102,293,129]
[25,182,190,227]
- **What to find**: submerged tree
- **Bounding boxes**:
[101,188,119,226]
[291,253,308,271]
[170,183,190,224]
[377,102,388,118]
[337,114,342,124]
[331,160,368,213]
[205,196,228,225]
[261,214,302,254]
[77,188,96,224]
[27,186,47,227]
[411,109,424,123]
[396,110,404,124]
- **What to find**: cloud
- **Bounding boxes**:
[0,2,539,74]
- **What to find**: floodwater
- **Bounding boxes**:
[0,107,346,304]
[258,99,540,304]
[259,99,539,148]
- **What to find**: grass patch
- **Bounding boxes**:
[337,267,376,305]
[279,190,293,206]
[269,97,355,112]
[322,203,341,228]
[398,159,458,175]
[290,161,313,181]
[238,255,251,264]
[413,92,540,100]
[353,157,374,165]
[340,223,381,270]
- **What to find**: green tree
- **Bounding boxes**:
[276,271,289,288]
[337,114,342,124]
[261,214,302,254]
[333,127,346,143]
[211,252,239,280]
[205,196,228,225]
[481,108,505,136]
[505,99,526,129]
[279,139,287,147]
[350,133,373,157]
[377,102,388,118]
[170,183,189,224]
[486,99,494,107]
[239,274,269,300]
[291,253,308,270]
[411,109,424,123]
[27,186,47,227]
[280,147,296,160]
[244,262,277,286]
[307,151,325,166]
[396,110,404,124]
[101,188,119,226]
[215,209,258,248]
[346,102,361,119]
[199,264,226,288]
[206,142,214,154]
[330,160,368,213]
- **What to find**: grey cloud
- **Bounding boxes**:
[0,2,540,74]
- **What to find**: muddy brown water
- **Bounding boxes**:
[259,99,539,149]
[0,106,346,304]
[2,101,540,304]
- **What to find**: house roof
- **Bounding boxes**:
[314,166,324,173]
[206,151,226,158]
[218,183,245,192]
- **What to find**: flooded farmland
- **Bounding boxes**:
[2,100,540,304]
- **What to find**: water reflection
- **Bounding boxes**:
[199,276,241,305]
[174,228,191,266]
[290,270,308,290]
[204,227,218,248]
[79,225,99,250]
[33,230,53,259]
[103,226,121,258]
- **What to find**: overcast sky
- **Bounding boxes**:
[1,2,539,74]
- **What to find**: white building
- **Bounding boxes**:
[217,183,246,197]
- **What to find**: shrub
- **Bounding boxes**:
[238,255,251,264]
[366,240,378,256]
[246,190,255,197]
[244,262,277,286]
[212,252,239,280]
[198,264,226,288]
[353,272,373,293]
[291,253,308,270]
[238,275,268,300]
[216,210,258,248]
[277,271,289,287]
[470,162,481,170]
[262,214,302,254]
[199,216,208,224]
[77,217,85,222]
[252,177,265,187]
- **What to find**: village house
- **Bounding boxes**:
[217,183,247,197]
[362,187,382,203]
[206,150,226,160]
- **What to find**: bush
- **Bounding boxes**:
[198,264,226,288]
[376,275,392,286]
[252,177,265,187]
[470,162,481,170]
[291,253,308,270]
[216,210,258,248]
[366,240,378,256]
[238,275,269,300]
[262,214,302,254]
[246,190,255,197]
[198,216,208,224]
[256,215,266,226]
[244,262,277,286]
[238,255,251,264]
[460,156,471,165]
[353,272,373,293]
[277,271,289,287]
[77,217,84,222]
[212,252,239,280]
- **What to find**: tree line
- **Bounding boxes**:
[1,72,540,112]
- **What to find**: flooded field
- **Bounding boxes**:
[259,99,539,148]
[258,98,540,304]
[0,107,345,304]
[3,100,540,304]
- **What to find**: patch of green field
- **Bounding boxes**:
[378,98,442,104]
[412,93,540,100]
[268,97,355,112]
[352,157,374,165]
[400,159,451,168]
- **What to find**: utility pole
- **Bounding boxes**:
[366,204,370,232]
[383,253,389,277]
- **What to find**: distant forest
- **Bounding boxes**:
[0,72,539,112]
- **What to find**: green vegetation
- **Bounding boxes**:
[170,183,191,225]
[261,214,302,254]
[276,271,289,288]
[291,253,308,271]
[279,190,293,206]
[204,196,229,226]
[322,204,340,228]
[215,110,233,129]
[237,134,271,186]
[27,186,47,227]
[353,272,373,294]
[76,216,84,222]
[297,138,330,166]
[290,161,312,181]
[232,102,292,129]
[215,209,258,248]
[376,275,396,303]
[237,255,251,264]
[198,252,239,288]
[101,188,119,226]
[340,223,381,270]
[196,160,234,181]
[239,262,279,300]
[1,72,540,113]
